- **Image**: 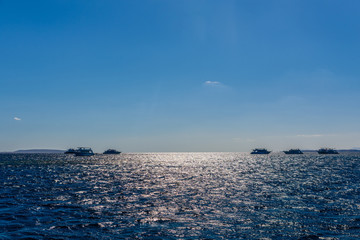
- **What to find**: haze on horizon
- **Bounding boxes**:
[1,0,360,153]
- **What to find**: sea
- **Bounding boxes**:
[0,153,359,240]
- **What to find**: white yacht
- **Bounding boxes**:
[251,148,271,154]
[317,148,338,154]
[74,147,94,156]
[284,149,303,154]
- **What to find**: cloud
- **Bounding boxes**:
[204,81,222,86]
[14,117,21,121]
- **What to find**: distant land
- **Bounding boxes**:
[337,149,360,152]
[13,149,65,153]
[302,149,360,153]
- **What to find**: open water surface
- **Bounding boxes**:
[0,153,360,239]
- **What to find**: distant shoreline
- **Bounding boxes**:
[7,149,66,154]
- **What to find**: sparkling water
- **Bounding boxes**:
[1,153,360,239]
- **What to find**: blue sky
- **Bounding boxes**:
[1,0,360,152]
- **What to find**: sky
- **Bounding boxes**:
[1,0,360,152]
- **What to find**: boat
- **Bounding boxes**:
[103,149,121,154]
[251,148,271,154]
[317,148,339,154]
[283,149,303,154]
[74,147,94,156]
[64,148,77,154]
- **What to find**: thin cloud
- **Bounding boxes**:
[14,117,21,121]
[204,81,222,86]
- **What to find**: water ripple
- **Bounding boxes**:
[0,153,360,239]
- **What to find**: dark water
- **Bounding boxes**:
[1,153,360,239]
